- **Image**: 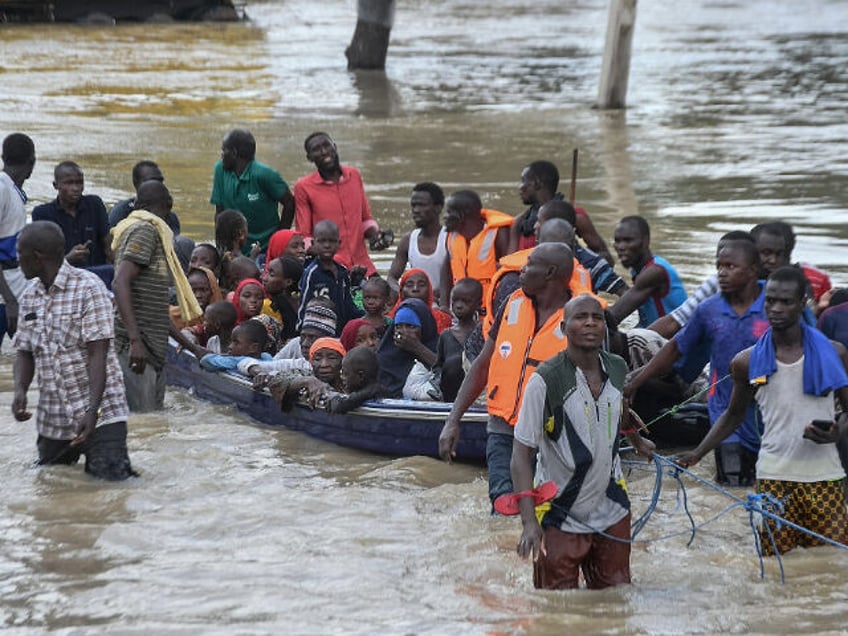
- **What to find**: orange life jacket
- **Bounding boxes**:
[486,289,568,426]
[482,249,603,339]
[447,209,513,299]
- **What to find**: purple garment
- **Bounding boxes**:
[818,302,848,350]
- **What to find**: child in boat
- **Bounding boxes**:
[199,319,272,372]
[204,301,238,353]
[242,299,338,385]
[388,269,452,333]
[231,277,284,354]
[261,255,303,343]
[181,300,237,354]
[340,318,381,352]
[265,229,307,269]
[434,277,483,401]
[325,346,386,414]
[215,208,250,257]
[360,276,392,337]
[221,254,262,295]
[298,220,364,336]
[232,277,265,325]
[170,266,224,329]
[189,243,222,282]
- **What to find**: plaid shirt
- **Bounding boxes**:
[13,262,128,440]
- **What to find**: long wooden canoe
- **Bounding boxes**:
[165,344,489,462]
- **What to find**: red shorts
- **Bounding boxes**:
[533,513,631,590]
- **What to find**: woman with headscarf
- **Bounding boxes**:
[388,268,452,333]
[340,318,381,352]
[231,277,284,354]
[377,298,439,398]
[264,229,307,273]
[170,266,224,329]
[261,255,303,342]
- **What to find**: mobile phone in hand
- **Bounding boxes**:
[811,419,833,431]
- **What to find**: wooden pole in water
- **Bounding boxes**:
[346,0,396,70]
[597,0,637,109]
[569,148,578,206]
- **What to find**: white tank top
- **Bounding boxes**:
[755,355,844,482]
[408,227,447,296]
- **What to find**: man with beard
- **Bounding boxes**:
[294,132,389,279]
[387,182,448,304]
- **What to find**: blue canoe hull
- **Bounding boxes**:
[165,345,489,462]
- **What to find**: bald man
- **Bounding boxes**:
[13,221,134,479]
[535,200,628,297]
[536,216,575,245]
[439,242,575,505]
[511,294,653,589]
[112,180,174,412]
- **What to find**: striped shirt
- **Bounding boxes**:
[13,262,128,439]
[113,221,170,369]
[670,274,718,327]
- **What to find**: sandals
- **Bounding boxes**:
[493,480,558,516]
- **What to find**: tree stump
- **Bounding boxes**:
[345,0,395,70]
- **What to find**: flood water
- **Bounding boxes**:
[2,0,848,633]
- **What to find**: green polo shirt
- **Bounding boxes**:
[210,159,290,253]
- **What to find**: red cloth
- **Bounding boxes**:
[800,262,832,302]
[388,268,452,333]
[294,166,378,276]
[264,229,301,275]
[340,318,372,352]
[232,277,264,325]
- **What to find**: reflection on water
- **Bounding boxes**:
[2,0,848,632]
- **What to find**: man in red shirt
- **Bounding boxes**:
[294,132,389,278]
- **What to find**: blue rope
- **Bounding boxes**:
[567,451,848,583]
[654,455,848,551]
[653,454,848,583]
[623,454,663,539]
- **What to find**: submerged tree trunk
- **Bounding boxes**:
[346,0,395,70]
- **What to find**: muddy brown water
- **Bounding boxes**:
[1,0,847,633]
